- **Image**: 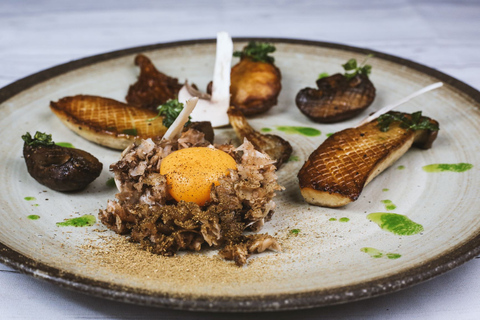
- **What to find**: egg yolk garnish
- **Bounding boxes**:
[160,147,237,206]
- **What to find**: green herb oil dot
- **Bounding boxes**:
[339,217,350,222]
[55,142,74,148]
[397,165,405,170]
[24,197,36,201]
[329,218,337,221]
[367,212,423,236]
[382,188,389,192]
[261,128,272,133]
[361,247,402,260]
[381,200,397,211]
[56,214,96,227]
[106,178,116,187]
[276,126,321,137]
[361,247,383,258]
[422,163,473,173]
[326,133,334,137]
[288,155,299,162]
[27,215,40,220]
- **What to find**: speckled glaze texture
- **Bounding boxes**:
[0,39,479,311]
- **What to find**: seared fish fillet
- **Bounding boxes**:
[298,112,438,207]
[50,95,167,150]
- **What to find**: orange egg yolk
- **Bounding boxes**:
[160,147,237,206]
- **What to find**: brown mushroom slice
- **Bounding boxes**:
[227,106,292,169]
[295,73,375,123]
[23,136,102,192]
[230,57,282,116]
[298,112,438,207]
[126,54,183,111]
[50,95,168,150]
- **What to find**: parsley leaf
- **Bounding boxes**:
[148,99,190,128]
[342,54,373,80]
[233,41,276,63]
[22,131,55,147]
[377,111,439,132]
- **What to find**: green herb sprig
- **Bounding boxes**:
[148,99,190,128]
[377,111,439,132]
[22,131,55,147]
[233,41,276,63]
[342,54,373,80]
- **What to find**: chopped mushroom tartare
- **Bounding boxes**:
[99,128,282,266]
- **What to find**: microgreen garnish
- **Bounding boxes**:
[318,72,329,80]
[290,229,301,235]
[233,41,276,63]
[377,111,439,132]
[122,128,138,136]
[342,54,373,80]
[22,132,55,147]
[148,99,190,128]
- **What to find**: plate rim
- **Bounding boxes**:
[1,37,479,312]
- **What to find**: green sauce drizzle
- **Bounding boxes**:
[106,178,116,188]
[422,163,473,173]
[24,197,36,201]
[276,126,321,137]
[367,212,424,236]
[397,165,406,170]
[261,128,272,133]
[329,218,337,221]
[27,215,40,220]
[55,142,74,148]
[382,188,389,192]
[381,200,397,211]
[361,247,401,259]
[290,229,300,235]
[56,214,96,227]
[339,217,350,222]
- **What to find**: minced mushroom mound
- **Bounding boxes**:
[99,129,282,266]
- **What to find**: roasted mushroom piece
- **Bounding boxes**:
[22,132,102,192]
[230,41,282,116]
[295,58,376,123]
[126,54,183,111]
[227,106,292,169]
[298,111,439,207]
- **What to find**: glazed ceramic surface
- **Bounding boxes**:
[0,39,479,311]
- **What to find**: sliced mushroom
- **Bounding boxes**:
[295,73,376,123]
[227,106,292,169]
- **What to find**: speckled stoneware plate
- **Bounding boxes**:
[0,38,479,312]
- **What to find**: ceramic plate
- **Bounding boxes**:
[0,39,479,312]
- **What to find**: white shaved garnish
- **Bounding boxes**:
[178,31,233,128]
[162,97,198,141]
[357,82,443,126]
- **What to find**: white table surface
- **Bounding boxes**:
[1,0,480,319]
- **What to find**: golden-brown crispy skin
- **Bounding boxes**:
[50,95,167,150]
[230,57,282,116]
[298,113,438,207]
[227,106,292,169]
[126,54,183,111]
[295,73,375,123]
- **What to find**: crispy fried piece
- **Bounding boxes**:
[298,112,438,207]
[227,106,292,169]
[126,54,183,111]
[296,73,375,123]
[50,95,167,150]
[230,57,282,116]
[218,234,281,266]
